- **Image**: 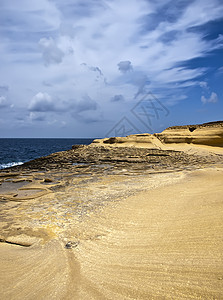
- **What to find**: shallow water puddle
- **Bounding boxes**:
[0,180,29,194]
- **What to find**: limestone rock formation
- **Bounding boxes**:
[93,121,223,148]
[156,121,223,147]
[93,133,162,149]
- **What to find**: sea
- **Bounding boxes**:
[0,138,94,170]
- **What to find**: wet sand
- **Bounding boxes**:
[0,167,223,299]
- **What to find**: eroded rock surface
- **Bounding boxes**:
[93,121,223,148]
[156,121,223,147]
[0,121,223,299]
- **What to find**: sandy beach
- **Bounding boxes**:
[0,122,223,299]
[1,0,223,295]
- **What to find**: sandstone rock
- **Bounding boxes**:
[92,133,162,149]
[156,121,223,147]
[93,121,223,149]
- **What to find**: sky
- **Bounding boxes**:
[0,0,223,138]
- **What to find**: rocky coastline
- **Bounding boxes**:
[0,121,223,299]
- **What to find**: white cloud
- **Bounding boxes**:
[0,0,60,32]
[0,0,223,136]
[166,0,223,30]
[0,96,8,108]
[218,66,223,73]
[199,81,208,89]
[29,91,99,117]
[39,37,64,66]
[201,92,218,104]
[29,92,55,112]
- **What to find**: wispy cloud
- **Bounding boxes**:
[199,81,208,89]
[201,92,218,104]
[0,0,223,136]
[218,66,223,73]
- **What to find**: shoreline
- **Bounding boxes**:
[0,121,223,299]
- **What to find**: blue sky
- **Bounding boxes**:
[0,0,222,138]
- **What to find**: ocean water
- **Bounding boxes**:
[0,138,94,170]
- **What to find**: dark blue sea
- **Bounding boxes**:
[0,138,94,169]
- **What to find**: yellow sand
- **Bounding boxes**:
[1,167,223,299]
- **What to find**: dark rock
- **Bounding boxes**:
[44,178,53,183]
[103,137,117,144]
[189,127,196,132]
[65,241,79,249]
[72,144,85,150]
